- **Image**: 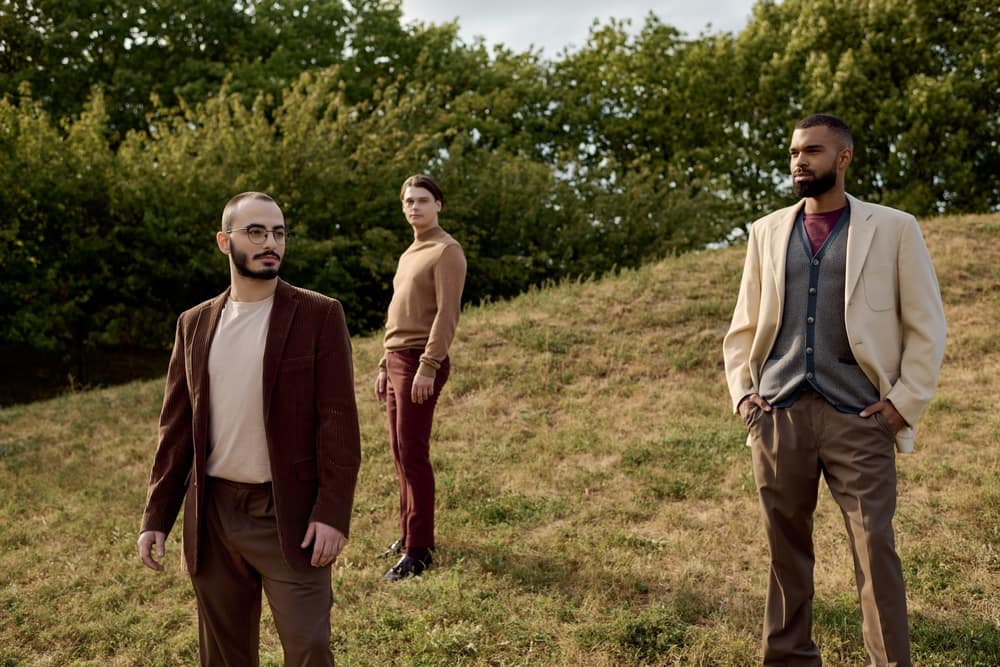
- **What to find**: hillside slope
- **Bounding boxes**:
[1,214,998,666]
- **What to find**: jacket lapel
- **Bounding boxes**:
[845,194,876,301]
[190,290,229,400]
[769,202,802,300]
[190,289,229,453]
[262,280,298,424]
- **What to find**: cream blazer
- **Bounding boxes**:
[723,194,946,453]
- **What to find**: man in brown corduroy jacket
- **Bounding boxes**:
[137,192,361,666]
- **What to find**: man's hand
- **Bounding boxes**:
[738,393,772,423]
[138,530,167,571]
[301,521,346,567]
[411,374,435,404]
[860,399,907,435]
[375,369,387,403]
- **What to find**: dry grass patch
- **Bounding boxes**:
[2,213,998,665]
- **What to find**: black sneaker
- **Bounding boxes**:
[383,553,432,582]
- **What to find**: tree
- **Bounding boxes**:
[731,0,1000,216]
[0,88,122,378]
[0,0,400,136]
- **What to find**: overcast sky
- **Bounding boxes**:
[400,0,760,56]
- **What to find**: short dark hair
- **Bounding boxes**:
[221,192,277,231]
[400,174,444,205]
[795,114,853,148]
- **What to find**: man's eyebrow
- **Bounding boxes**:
[243,222,286,228]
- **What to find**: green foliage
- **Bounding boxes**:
[0,0,395,137]
[0,90,119,361]
[731,0,1000,213]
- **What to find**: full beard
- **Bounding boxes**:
[232,246,281,280]
[793,168,837,198]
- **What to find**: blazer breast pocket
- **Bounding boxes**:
[861,270,895,312]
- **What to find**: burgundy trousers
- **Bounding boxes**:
[385,349,449,553]
[189,477,334,667]
[747,389,911,667]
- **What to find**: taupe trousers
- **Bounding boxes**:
[747,389,911,667]
[189,477,335,667]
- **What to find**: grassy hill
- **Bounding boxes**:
[1,213,998,666]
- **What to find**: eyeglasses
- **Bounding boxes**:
[226,226,286,245]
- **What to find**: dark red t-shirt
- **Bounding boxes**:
[803,206,846,255]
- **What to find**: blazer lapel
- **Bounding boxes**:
[262,280,298,424]
[769,202,802,299]
[845,194,876,301]
[189,289,229,453]
[189,290,229,399]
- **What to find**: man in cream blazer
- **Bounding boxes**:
[724,115,945,666]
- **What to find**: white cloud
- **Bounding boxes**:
[401,0,758,56]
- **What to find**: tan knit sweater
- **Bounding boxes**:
[381,225,466,378]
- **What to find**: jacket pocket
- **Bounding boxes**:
[862,270,895,312]
[872,413,895,440]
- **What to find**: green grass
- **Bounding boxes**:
[2,214,999,665]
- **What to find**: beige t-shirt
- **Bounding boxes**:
[206,295,273,483]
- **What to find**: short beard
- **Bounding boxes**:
[232,245,280,280]
[793,168,837,198]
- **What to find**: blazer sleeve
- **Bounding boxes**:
[885,219,947,426]
[724,224,764,412]
[140,316,194,534]
[309,300,362,535]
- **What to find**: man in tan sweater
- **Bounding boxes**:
[375,174,466,581]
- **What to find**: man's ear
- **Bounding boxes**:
[216,230,230,254]
[838,147,853,170]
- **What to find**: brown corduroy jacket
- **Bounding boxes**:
[139,279,362,573]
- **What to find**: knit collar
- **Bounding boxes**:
[414,225,447,243]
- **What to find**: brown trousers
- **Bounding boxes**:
[189,477,334,667]
[747,390,911,667]
[385,349,450,552]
